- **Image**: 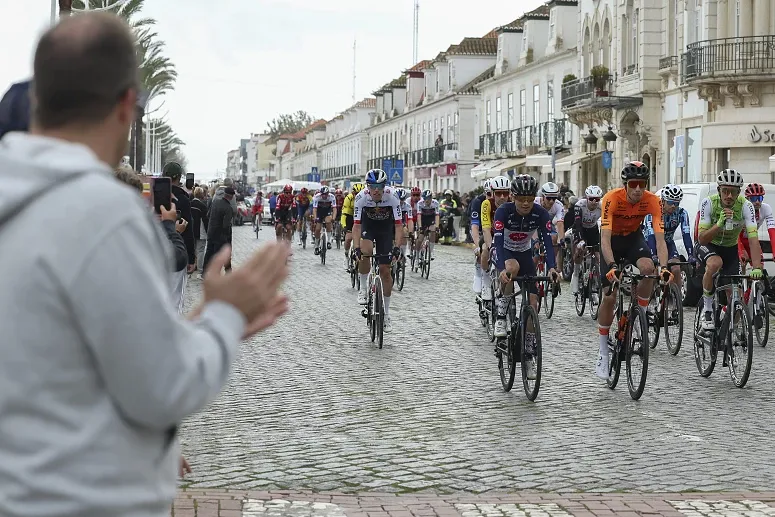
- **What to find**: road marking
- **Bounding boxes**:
[668,500,775,516]
[454,502,574,517]
[243,500,347,517]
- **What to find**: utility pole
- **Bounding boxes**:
[352,39,357,105]
[412,0,419,64]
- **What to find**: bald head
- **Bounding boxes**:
[33,12,139,129]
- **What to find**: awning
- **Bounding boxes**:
[540,151,600,174]
[497,157,527,174]
[770,154,775,173]
[471,159,504,180]
[525,153,551,168]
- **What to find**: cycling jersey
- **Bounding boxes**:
[400,200,413,218]
[698,194,757,247]
[295,194,312,207]
[341,193,355,215]
[335,194,345,210]
[739,202,775,258]
[415,199,440,218]
[573,199,601,231]
[643,207,693,259]
[535,198,565,225]
[600,188,663,236]
[469,193,486,227]
[481,198,494,230]
[493,202,556,270]
[312,193,337,210]
[353,187,402,225]
[275,193,294,211]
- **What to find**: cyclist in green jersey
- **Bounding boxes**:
[696,169,763,330]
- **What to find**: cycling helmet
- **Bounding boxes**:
[717,168,744,187]
[301,187,308,194]
[335,188,343,195]
[444,189,453,196]
[745,182,765,197]
[395,188,408,201]
[411,186,421,195]
[510,174,539,197]
[365,168,388,185]
[483,179,492,194]
[584,185,603,198]
[352,183,365,194]
[421,189,433,199]
[568,195,578,206]
[620,161,650,181]
[661,184,684,202]
[489,175,510,192]
[540,181,560,199]
[283,184,293,194]
[319,186,330,195]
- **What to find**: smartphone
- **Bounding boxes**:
[152,177,172,213]
[185,173,195,190]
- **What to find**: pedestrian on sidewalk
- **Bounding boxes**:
[191,186,209,274]
[0,13,290,517]
[203,185,235,275]
[163,161,197,274]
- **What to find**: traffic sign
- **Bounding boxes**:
[390,168,404,184]
[674,135,685,167]
[382,159,393,173]
[602,150,612,169]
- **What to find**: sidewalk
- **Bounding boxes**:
[172,489,775,517]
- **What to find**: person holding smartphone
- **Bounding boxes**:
[163,162,196,274]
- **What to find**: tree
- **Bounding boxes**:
[266,110,314,139]
[162,148,188,170]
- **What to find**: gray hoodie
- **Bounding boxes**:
[0,134,245,517]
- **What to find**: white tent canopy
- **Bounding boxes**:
[770,154,775,173]
[262,180,322,192]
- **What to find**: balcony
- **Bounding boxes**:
[479,120,573,157]
[560,75,643,113]
[659,55,678,71]
[367,155,400,171]
[407,143,458,167]
[683,35,775,82]
[321,163,358,180]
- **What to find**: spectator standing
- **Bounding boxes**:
[190,186,208,275]
[269,191,277,223]
[163,161,196,273]
[0,13,290,517]
[0,80,32,140]
[204,186,235,275]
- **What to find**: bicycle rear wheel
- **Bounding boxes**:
[375,277,385,349]
[520,305,542,401]
[693,304,717,377]
[574,290,586,317]
[664,283,684,355]
[753,282,769,347]
[543,281,555,319]
[728,300,753,387]
[422,245,431,279]
[320,234,327,265]
[626,305,650,400]
[648,291,661,350]
[368,280,376,342]
[396,260,405,291]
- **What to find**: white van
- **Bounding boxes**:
[671,182,775,306]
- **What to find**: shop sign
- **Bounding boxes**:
[749,125,775,143]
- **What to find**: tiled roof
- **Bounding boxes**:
[353,97,376,108]
[406,60,432,72]
[456,64,496,95]
[389,75,407,88]
[498,18,523,32]
[282,141,290,154]
[445,37,497,56]
[522,4,550,19]
[481,28,499,39]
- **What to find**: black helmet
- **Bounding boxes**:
[163,161,184,179]
[510,174,538,197]
[620,161,649,182]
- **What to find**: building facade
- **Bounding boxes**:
[245,133,275,187]
[319,98,375,185]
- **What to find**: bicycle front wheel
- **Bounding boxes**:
[753,283,769,347]
[520,304,542,401]
[625,305,650,400]
[728,300,753,388]
[543,281,555,319]
[423,248,431,279]
[664,283,684,355]
[374,277,385,349]
[396,260,405,291]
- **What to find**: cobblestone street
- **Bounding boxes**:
[179,225,775,499]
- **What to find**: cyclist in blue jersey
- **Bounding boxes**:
[642,184,695,287]
[470,179,492,294]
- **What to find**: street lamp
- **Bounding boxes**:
[53,0,132,25]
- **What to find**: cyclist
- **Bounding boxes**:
[570,186,602,295]
[470,179,492,295]
[252,190,264,228]
[493,175,559,380]
[334,188,345,212]
[642,184,695,288]
[414,189,440,261]
[439,189,458,244]
[274,184,295,242]
[353,169,403,332]
[535,182,565,271]
[597,161,671,379]
[479,177,511,301]
[738,182,775,274]
[395,188,414,260]
[341,182,363,270]
[407,186,422,260]
[312,186,337,255]
[697,169,762,330]
[295,187,312,242]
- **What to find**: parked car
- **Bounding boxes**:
[262,203,273,225]
[234,198,251,226]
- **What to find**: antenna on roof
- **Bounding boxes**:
[352,38,357,105]
[412,0,419,64]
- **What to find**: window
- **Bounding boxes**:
[519,89,526,127]
[454,112,458,142]
[631,9,639,67]
[671,0,679,55]
[522,25,528,48]
[547,82,554,120]
[495,97,502,132]
[549,9,556,39]
[447,114,451,142]
[434,118,438,139]
[422,122,427,147]
[448,64,454,88]
[440,117,444,143]
[486,99,491,133]
[507,93,514,129]
[533,84,540,124]
[735,0,741,36]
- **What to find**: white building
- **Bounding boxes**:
[225,148,240,179]
[319,98,375,185]
[245,133,275,186]
[474,3,581,192]
[272,120,326,181]
[367,35,498,193]
[658,0,775,184]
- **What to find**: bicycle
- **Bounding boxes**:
[300,219,308,249]
[408,231,417,272]
[319,226,328,265]
[414,229,431,279]
[647,261,692,355]
[349,249,360,290]
[533,242,560,319]
[741,260,770,347]
[494,272,553,401]
[391,251,405,291]
[275,219,292,243]
[333,220,342,250]
[605,261,656,400]
[574,244,601,320]
[561,236,574,281]
[361,253,392,349]
[693,272,754,387]
[476,254,497,343]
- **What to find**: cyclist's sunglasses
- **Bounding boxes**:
[492,190,510,198]
[587,197,600,203]
[367,183,385,191]
[748,195,764,203]
[411,193,421,197]
[514,195,534,203]
[627,179,647,189]
[664,200,680,206]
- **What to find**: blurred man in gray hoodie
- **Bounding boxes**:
[0,13,290,517]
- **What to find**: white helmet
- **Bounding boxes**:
[540,182,560,198]
[584,185,603,198]
[483,179,492,193]
[490,176,510,191]
[444,189,453,196]
[717,168,744,188]
[661,184,683,202]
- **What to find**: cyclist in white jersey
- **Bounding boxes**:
[570,186,602,294]
[393,188,414,259]
[414,190,440,260]
[534,182,565,270]
[739,182,775,272]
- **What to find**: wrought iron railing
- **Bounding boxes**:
[407,143,458,167]
[367,155,400,171]
[659,55,678,70]
[479,119,572,156]
[683,35,775,80]
[321,163,358,180]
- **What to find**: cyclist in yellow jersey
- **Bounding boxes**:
[477,176,511,300]
[342,183,364,269]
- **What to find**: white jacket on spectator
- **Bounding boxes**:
[0,133,246,517]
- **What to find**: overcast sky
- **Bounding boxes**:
[1,0,544,178]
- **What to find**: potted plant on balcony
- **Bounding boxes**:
[590,65,610,96]
[562,74,577,85]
